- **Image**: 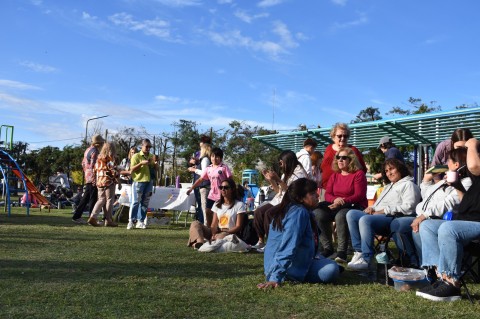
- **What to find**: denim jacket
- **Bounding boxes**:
[264,204,315,283]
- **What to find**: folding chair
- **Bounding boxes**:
[459,239,480,304]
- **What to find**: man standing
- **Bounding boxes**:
[72,134,104,224]
[127,139,158,230]
[296,138,318,180]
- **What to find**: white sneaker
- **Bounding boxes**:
[136,221,146,229]
[252,241,265,249]
[348,252,363,267]
[348,257,370,271]
[127,221,134,230]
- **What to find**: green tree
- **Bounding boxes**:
[224,120,280,183]
[387,97,441,116]
[351,107,382,123]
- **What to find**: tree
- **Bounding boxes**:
[224,121,280,182]
[351,107,382,123]
[387,97,441,116]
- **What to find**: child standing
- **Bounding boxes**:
[187,148,232,227]
[88,142,120,227]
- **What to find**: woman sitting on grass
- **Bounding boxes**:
[257,178,340,289]
[188,178,245,249]
[416,138,480,302]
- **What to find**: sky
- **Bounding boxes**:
[1,0,480,150]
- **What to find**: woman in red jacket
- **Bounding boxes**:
[314,147,367,263]
[320,123,366,190]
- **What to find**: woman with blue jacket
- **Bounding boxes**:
[257,178,340,289]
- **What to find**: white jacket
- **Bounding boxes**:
[372,176,421,216]
[296,148,312,180]
[416,177,472,218]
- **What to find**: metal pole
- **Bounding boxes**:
[85,115,109,144]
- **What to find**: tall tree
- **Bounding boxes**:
[224,120,280,181]
[351,107,382,123]
[387,97,441,116]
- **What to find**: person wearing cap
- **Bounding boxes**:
[373,136,405,180]
[72,134,105,224]
[296,138,317,180]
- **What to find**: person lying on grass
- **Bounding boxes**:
[257,178,340,289]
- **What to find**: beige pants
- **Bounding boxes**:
[90,184,115,222]
[187,221,228,246]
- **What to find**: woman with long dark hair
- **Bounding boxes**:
[252,150,307,250]
[257,178,340,289]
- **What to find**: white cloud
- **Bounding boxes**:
[82,11,97,20]
[217,0,233,3]
[155,95,181,103]
[0,93,36,106]
[109,13,171,39]
[331,12,368,30]
[258,0,285,8]
[208,29,287,60]
[154,0,202,7]
[234,10,269,24]
[19,61,58,73]
[272,21,298,48]
[206,21,301,61]
[0,79,41,90]
[331,0,347,6]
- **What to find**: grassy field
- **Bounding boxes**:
[1,207,480,319]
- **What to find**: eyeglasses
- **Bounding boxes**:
[145,145,152,149]
[219,186,231,190]
[336,134,349,139]
[336,155,350,161]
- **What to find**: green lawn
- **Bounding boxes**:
[1,208,480,319]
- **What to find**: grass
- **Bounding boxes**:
[1,208,480,318]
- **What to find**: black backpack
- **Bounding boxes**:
[239,213,259,246]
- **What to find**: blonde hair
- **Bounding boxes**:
[200,143,212,159]
[330,122,351,139]
[99,142,116,161]
[332,147,362,173]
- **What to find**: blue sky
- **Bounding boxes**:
[1,0,479,150]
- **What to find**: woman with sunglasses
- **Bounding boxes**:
[320,123,367,191]
[188,178,245,249]
[313,147,367,263]
[346,159,421,270]
[252,150,307,251]
[257,178,340,289]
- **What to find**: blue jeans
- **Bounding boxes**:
[303,256,340,284]
[129,181,153,222]
[390,217,419,266]
[346,210,393,262]
[420,219,480,280]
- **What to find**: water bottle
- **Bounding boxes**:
[259,189,265,204]
[443,211,453,221]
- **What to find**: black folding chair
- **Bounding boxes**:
[459,239,480,304]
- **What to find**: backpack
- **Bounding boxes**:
[239,213,259,246]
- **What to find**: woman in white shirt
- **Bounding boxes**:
[188,178,245,249]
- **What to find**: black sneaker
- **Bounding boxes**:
[417,280,442,295]
[335,251,348,263]
[416,281,461,302]
[321,249,334,258]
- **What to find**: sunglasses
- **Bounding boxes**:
[336,134,349,139]
[336,155,350,161]
[145,145,152,149]
[219,186,231,190]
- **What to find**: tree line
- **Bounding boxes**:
[6,97,477,188]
